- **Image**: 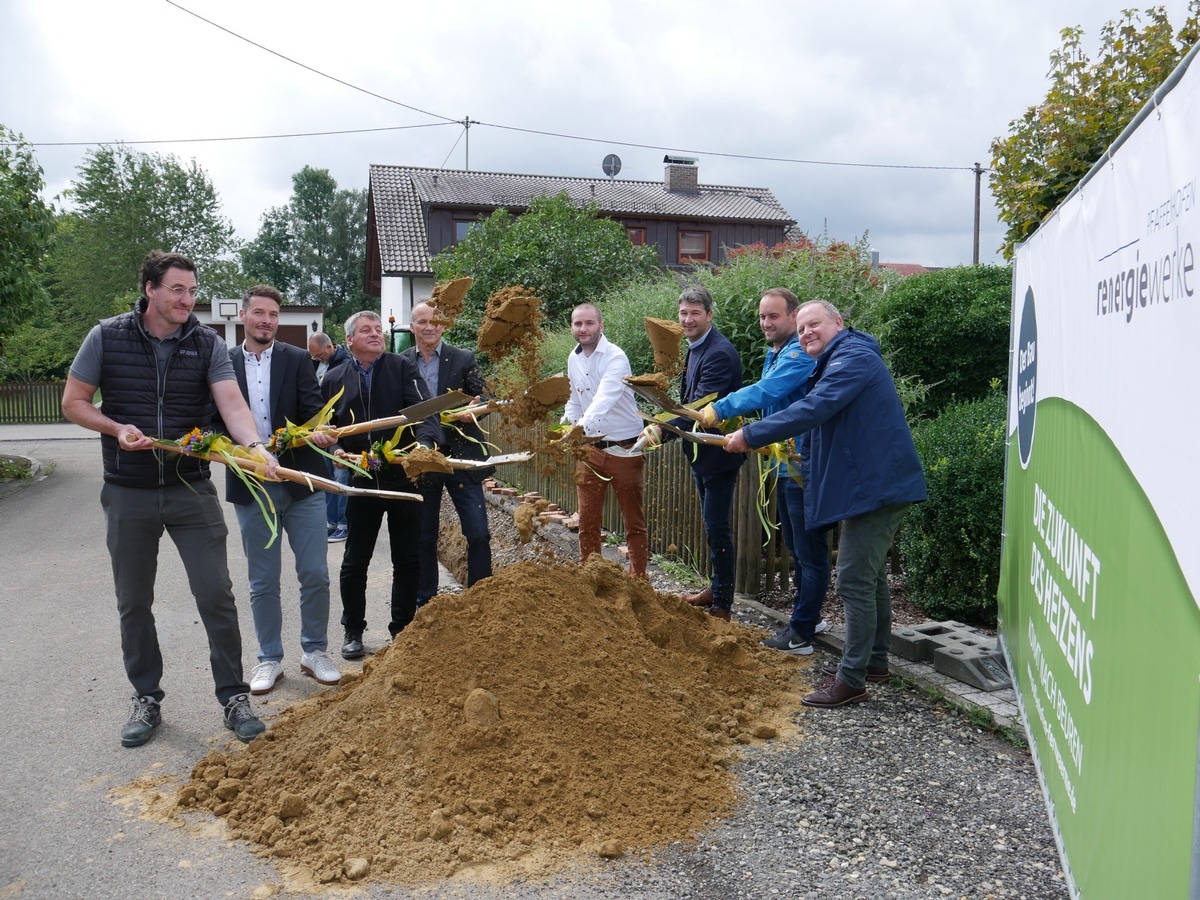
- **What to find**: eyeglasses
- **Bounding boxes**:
[160,285,200,298]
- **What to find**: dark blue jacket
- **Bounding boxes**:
[742,328,926,529]
[676,327,745,476]
[223,340,328,505]
[401,342,493,480]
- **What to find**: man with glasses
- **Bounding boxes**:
[62,250,273,748]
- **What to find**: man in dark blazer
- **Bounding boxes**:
[642,285,745,620]
[402,302,493,605]
[224,285,341,695]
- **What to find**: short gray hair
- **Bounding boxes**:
[344,310,382,338]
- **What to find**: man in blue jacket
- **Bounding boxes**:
[642,285,744,620]
[698,287,830,655]
[725,300,926,708]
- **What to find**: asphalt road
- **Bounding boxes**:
[0,429,415,899]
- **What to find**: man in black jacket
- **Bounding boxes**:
[402,302,493,605]
[224,285,341,696]
[322,310,437,658]
[642,285,745,620]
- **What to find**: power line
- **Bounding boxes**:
[163,0,458,124]
[19,122,453,149]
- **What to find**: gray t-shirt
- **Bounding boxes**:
[70,320,234,387]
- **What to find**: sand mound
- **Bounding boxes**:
[175,558,804,886]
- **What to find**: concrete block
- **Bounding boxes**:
[891,621,1011,692]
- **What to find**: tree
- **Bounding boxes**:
[990,4,1200,258]
[240,166,367,328]
[0,125,55,354]
[430,192,659,344]
[7,145,240,380]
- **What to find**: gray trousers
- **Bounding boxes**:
[834,502,912,690]
[101,480,247,706]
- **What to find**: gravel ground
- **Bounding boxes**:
[411,498,1071,900]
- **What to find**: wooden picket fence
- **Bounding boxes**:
[493,422,795,595]
[0,382,67,424]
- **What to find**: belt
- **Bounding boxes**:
[595,437,637,449]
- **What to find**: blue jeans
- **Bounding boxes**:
[325,459,348,529]
[234,485,331,662]
[101,480,247,706]
[417,471,492,604]
[693,468,739,608]
[777,476,830,639]
[833,502,911,689]
[340,494,420,637]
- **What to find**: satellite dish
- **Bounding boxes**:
[602,153,622,178]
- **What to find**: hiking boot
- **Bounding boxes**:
[120,696,161,748]
[249,660,283,695]
[761,626,813,656]
[819,661,891,683]
[341,631,364,660]
[223,693,266,743]
[683,585,713,607]
[802,677,869,708]
[300,649,341,685]
[706,604,731,622]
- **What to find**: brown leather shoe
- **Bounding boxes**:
[683,585,713,607]
[820,661,891,684]
[802,677,869,708]
[706,604,731,622]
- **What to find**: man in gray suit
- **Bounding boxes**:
[225,285,341,694]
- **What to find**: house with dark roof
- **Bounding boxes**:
[365,159,797,324]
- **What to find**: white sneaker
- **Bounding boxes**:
[249,660,283,695]
[300,650,342,685]
[814,619,832,635]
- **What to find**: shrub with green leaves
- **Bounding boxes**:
[869,265,1012,420]
[899,388,1006,626]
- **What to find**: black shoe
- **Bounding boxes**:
[120,695,161,748]
[341,631,364,660]
[223,693,266,743]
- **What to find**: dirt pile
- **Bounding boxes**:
[176,558,805,886]
[430,277,473,327]
[477,286,543,363]
[644,317,683,378]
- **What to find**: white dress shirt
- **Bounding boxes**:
[242,342,274,443]
[563,334,643,441]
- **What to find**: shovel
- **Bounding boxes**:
[446,451,534,469]
[602,434,650,458]
[327,391,473,439]
[623,377,709,423]
[636,412,729,446]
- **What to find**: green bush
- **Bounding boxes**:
[899,388,1006,626]
[869,265,1012,419]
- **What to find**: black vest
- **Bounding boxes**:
[98,300,218,488]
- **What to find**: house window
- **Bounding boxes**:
[679,230,710,264]
[626,226,647,246]
[454,220,477,243]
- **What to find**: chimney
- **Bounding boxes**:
[663,155,699,193]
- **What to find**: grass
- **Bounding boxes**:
[650,552,705,588]
[0,457,33,480]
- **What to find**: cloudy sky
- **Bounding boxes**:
[2,0,1195,269]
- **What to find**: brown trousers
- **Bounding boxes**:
[575,446,648,578]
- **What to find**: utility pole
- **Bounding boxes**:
[973,162,984,265]
[464,116,472,171]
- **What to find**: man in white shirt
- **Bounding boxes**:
[562,303,648,578]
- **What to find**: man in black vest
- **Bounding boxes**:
[322,311,438,658]
[62,250,273,748]
[401,302,493,606]
[224,285,341,696]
